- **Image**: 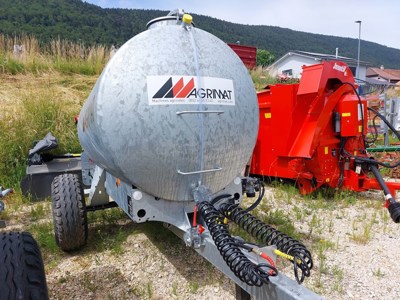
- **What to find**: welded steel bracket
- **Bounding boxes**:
[87,166,109,206]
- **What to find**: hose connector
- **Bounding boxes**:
[388,202,400,223]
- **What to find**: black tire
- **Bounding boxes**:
[0,231,49,300]
[51,173,88,251]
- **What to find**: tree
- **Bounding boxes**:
[256,49,275,67]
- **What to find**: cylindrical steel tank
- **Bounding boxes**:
[78,12,259,201]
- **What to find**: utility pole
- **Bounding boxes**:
[355,20,362,79]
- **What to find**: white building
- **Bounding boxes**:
[366,66,400,84]
[268,50,370,81]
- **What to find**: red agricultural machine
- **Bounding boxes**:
[250,61,400,223]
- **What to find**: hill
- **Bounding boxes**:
[0,0,399,68]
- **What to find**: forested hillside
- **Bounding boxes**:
[1,0,399,67]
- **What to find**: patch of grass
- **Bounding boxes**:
[53,58,103,76]
[373,268,384,278]
[260,209,302,240]
[314,239,335,290]
[88,224,133,255]
[0,201,11,221]
[85,208,141,255]
[58,277,68,284]
[364,198,383,210]
[140,222,182,251]
[263,209,288,225]
[131,286,145,298]
[327,214,334,233]
[350,220,373,245]
[147,281,154,298]
[88,207,128,225]
[82,273,97,292]
[307,213,322,238]
[29,221,61,255]
[293,205,304,220]
[106,269,123,281]
[188,281,199,294]
[29,202,50,221]
[3,193,31,219]
[271,182,299,204]
[316,239,335,273]
[380,209,390,232]
[331,265,344,294]
[334,190,358,206]
[302,194,336,211]
[370,211,379,224]
[172,281,178,296]
[0,55,25,74]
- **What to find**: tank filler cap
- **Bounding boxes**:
[182,14,193,25]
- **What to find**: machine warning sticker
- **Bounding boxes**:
[147,76,235,106]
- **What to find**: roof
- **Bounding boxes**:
[364,77,396,86]
[366,68,400,81]
[269,50,371,69]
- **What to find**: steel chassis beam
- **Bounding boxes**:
[168,225,323,300]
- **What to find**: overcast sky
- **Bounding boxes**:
[84,0,400,50]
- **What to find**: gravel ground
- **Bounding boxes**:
[2,186,400,300]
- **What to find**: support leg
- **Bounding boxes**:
[236,284,251,300]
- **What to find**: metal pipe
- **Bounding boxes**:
[383,91,389,146]
[177,167,222,175]
[367,146,400,153]
[176,110,224,115]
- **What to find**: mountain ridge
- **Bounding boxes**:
[0,0,399,68]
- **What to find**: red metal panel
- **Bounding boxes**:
[227,43,257,69]
[288,85,353,158]
[251,84,300,178]
[337,95,367,137]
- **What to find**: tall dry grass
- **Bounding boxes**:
[0,34,40,56]
[249,66,300,91]
[0,34,111,75]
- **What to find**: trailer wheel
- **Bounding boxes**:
[51,173,88,251]
[0,231,49,300]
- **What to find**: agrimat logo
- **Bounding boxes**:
[333,63,348,76]
[147,76,235,106]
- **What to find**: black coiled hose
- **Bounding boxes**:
[219,203,313,284]
[197,201,277,286]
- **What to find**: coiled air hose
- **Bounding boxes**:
[197,201,277,286]
[219,202,313,284]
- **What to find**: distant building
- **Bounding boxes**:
[366,66,400,84]
[268,50,370,81]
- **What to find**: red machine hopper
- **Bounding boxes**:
[250,61,400,222]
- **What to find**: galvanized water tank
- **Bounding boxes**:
[78,12,259,201]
